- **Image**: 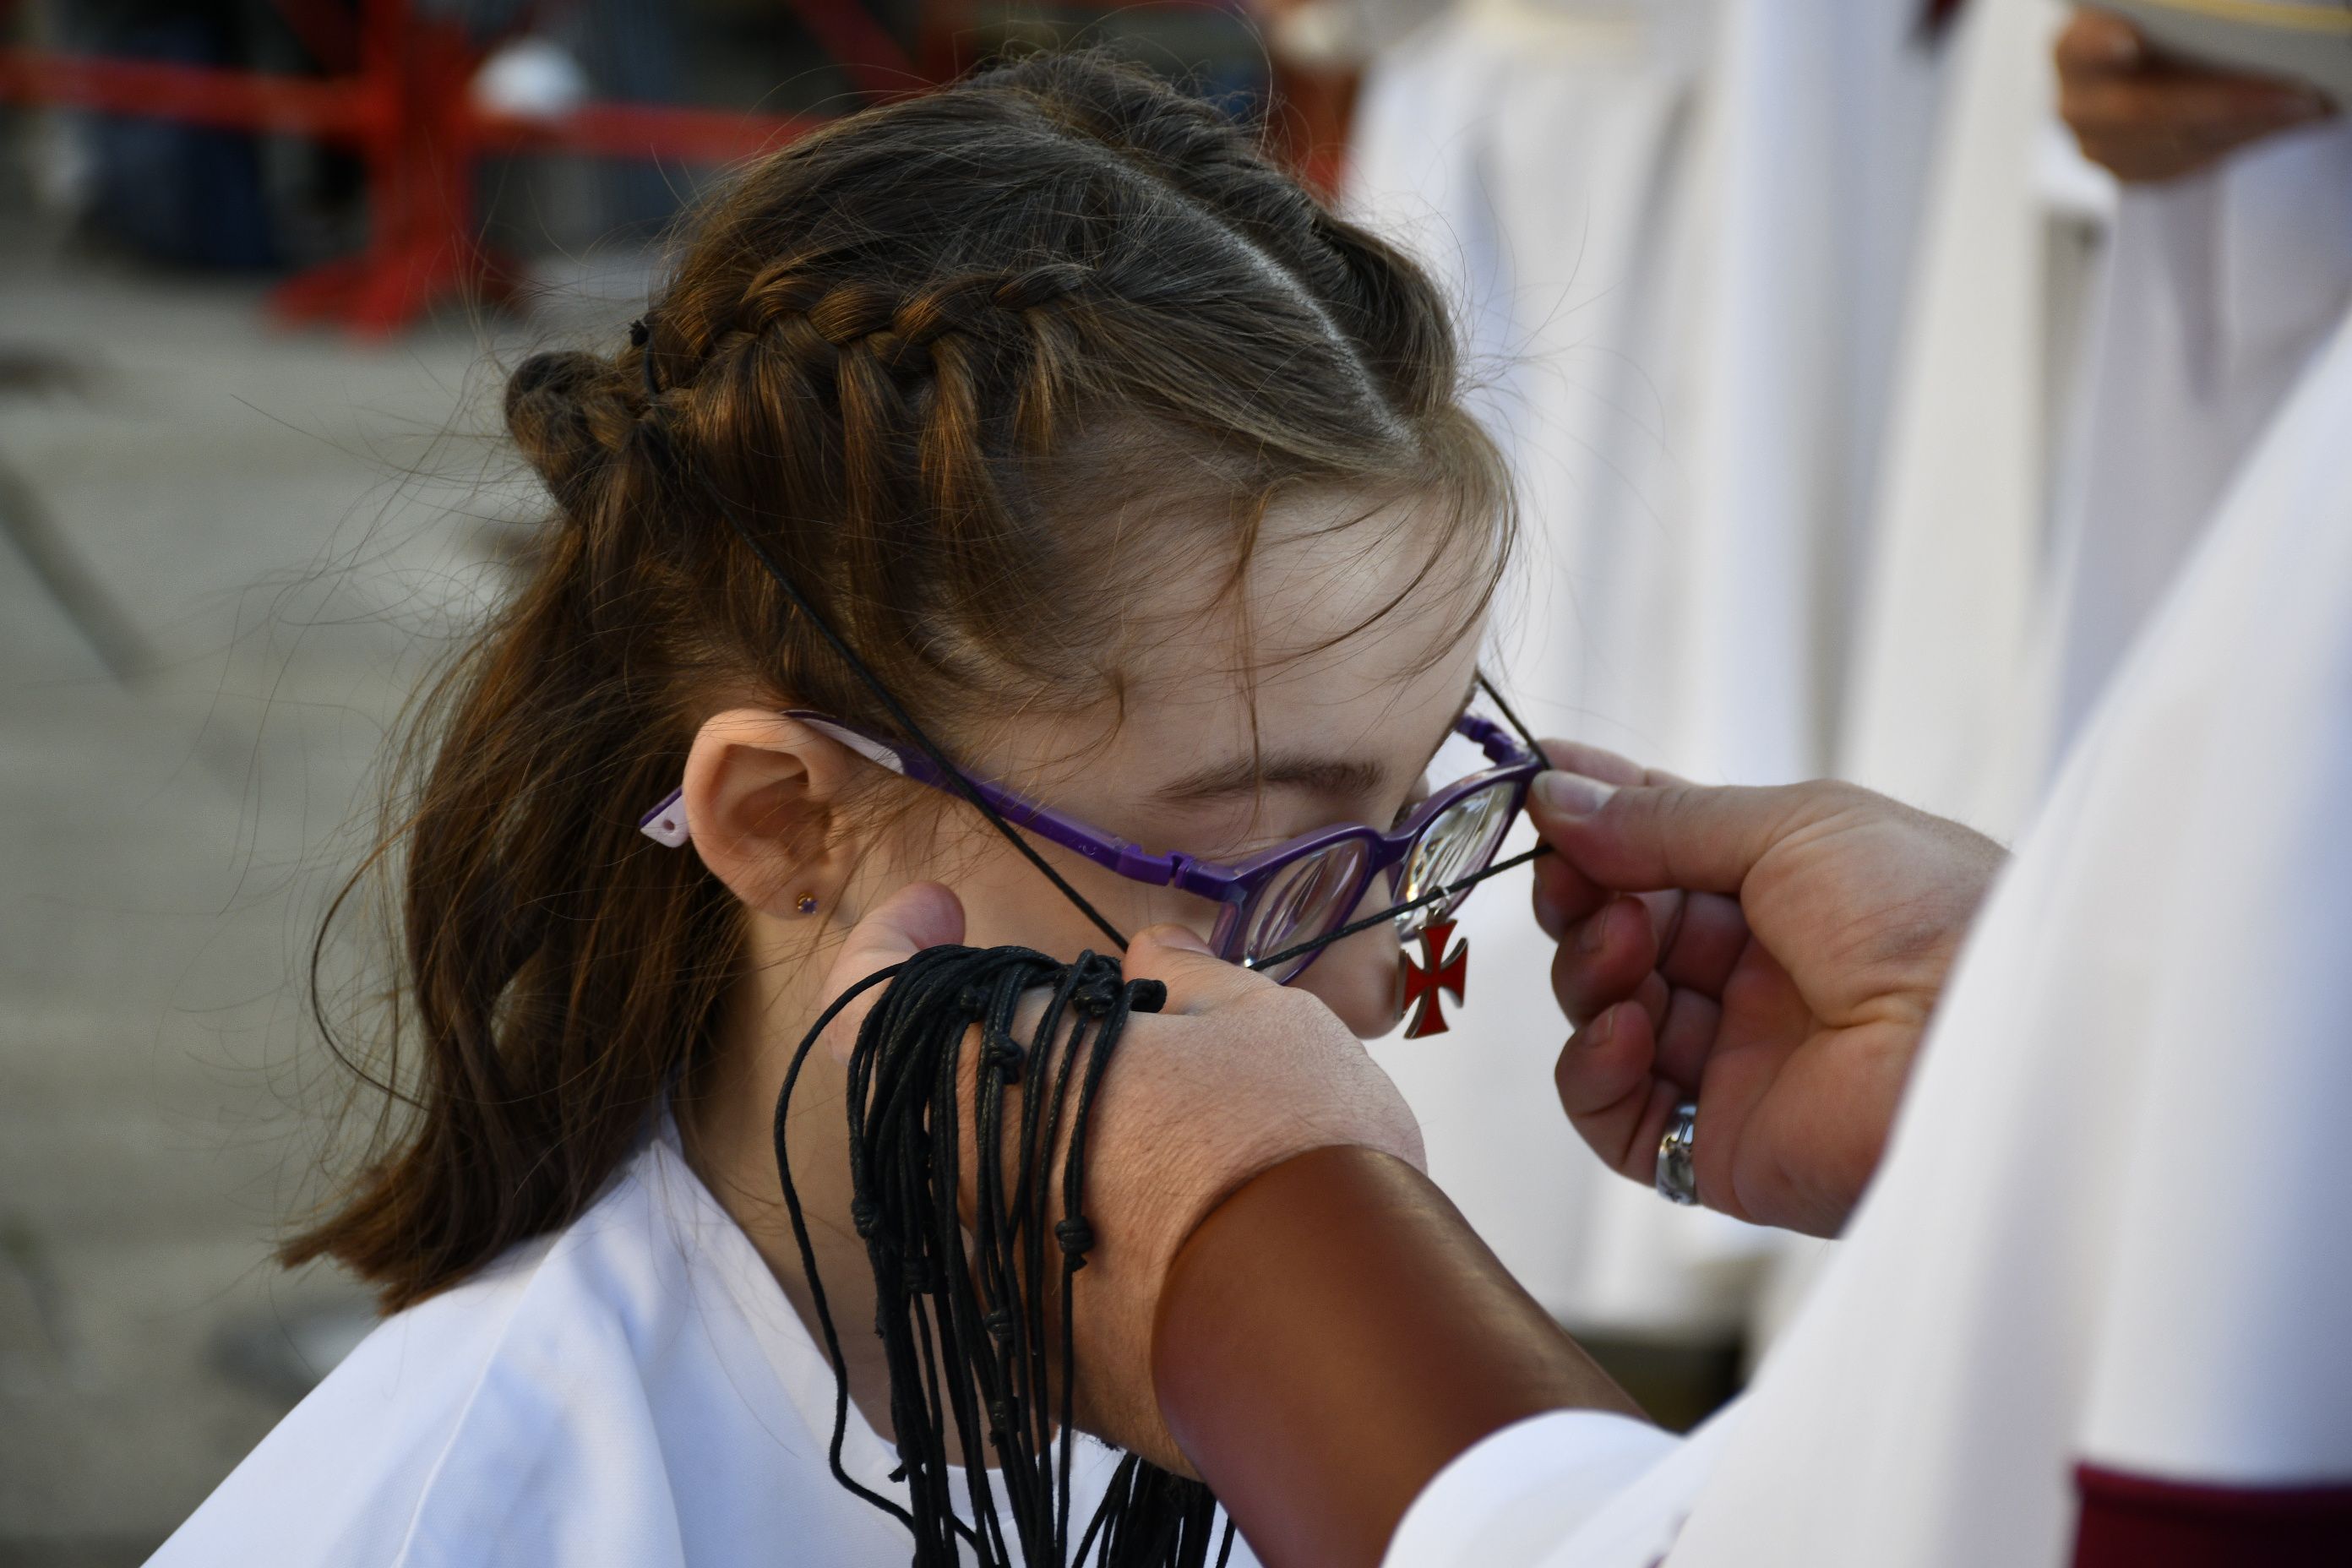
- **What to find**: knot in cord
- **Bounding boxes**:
[983,1031,1026,1084]
[1072,974,1120,1016]
[1054,1217,1096,1267]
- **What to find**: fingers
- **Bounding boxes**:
[1552,1001,1683,1185]
[1528,741,1697,934]
[2055,11,2332,183]
[2053,8,2144,74]
[1536,775,1827,899]
[1123,923,1278,1015]
[1654,890,1749,998]
[1649,983,1723,1093]
[1549,895,1658,1025]
[1536,739,1652,788]
[814,880,966,1062]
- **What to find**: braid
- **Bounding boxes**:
[691,263,1093,381]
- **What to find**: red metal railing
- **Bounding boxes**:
[0,0,1348,336]
[0,0,857,335]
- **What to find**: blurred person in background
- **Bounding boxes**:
[1331,0,1951,1383]
[1845,1,2346,838]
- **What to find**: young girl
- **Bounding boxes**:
[153,52,1525,1566]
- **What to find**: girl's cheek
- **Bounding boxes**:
[1293,938,1402,1040]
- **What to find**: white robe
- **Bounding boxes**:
[1838,0,2106,837]
[1348,0,1945,1337]
[1844,1,2352,838]
[1349,0,1735,1333]
[2034,117,2352,786]
[1385,291,2352,1568]
[149,1122,1253,1567]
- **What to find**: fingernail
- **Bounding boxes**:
[1535,770,1616,816]
[1152,924,1213,956]
[1576,902,1612,955]
[1591,1005,1616,1046]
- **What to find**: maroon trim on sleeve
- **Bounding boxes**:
[2072,1462,2352,1567]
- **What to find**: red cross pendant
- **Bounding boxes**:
[1397,919,1469,1038]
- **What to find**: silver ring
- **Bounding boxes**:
[1655,1100,1700,1206]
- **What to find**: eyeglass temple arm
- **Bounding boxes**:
[1474,672,1544,758]
[631,411,1132,950]
[830,719,1216,892]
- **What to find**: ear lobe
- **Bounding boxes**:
[682,710,868,919]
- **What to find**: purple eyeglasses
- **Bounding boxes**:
[640,709,1542,983]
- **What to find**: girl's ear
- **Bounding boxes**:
[681,710,868,920]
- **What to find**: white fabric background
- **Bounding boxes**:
[1350,0,1945,1337]
[1384,289,2352,1568]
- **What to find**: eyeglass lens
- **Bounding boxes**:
[1395,781,1520,937]
[1239,838,1373,983]
[1238,775,1524,977]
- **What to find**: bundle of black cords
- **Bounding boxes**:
[776,942,1239,1568]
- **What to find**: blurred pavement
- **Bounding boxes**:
[0,217,651,1564]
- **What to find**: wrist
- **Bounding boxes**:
[1152,1146,1644,1568]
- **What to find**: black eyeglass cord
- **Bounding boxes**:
[776,942,1239,1568]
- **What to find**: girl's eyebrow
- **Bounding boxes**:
[1155,754,1389,804]
[1152,674,1483,806]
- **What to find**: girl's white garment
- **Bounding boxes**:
[1384,292,2352,1567]
[149,1123,1239,1567]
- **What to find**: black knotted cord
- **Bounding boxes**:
[776,943,1239,1567]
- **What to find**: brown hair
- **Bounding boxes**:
[288,51,1510,1309]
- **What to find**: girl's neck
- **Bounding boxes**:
[676,926,905,1444]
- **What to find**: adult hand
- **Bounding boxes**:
[1530,748,2006,1236]
[2056,9,2333,184]
[812,890,1422,1471]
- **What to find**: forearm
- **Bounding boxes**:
[1152,1146,1646,1568]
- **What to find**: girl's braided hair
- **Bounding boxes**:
[292,50,1511,1308]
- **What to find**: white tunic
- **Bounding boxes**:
[1386,293,2352,1566]
[150,1123,1245,1567]
[1349,0,1946,1342]
[1838,0,2105,836]
[2034,116,2352,783]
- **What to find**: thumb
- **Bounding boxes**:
[814,880,966,1063]
[1530,772,1816,897]
[1123,923,1272,1015]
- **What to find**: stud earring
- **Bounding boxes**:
[794,892,819,917]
